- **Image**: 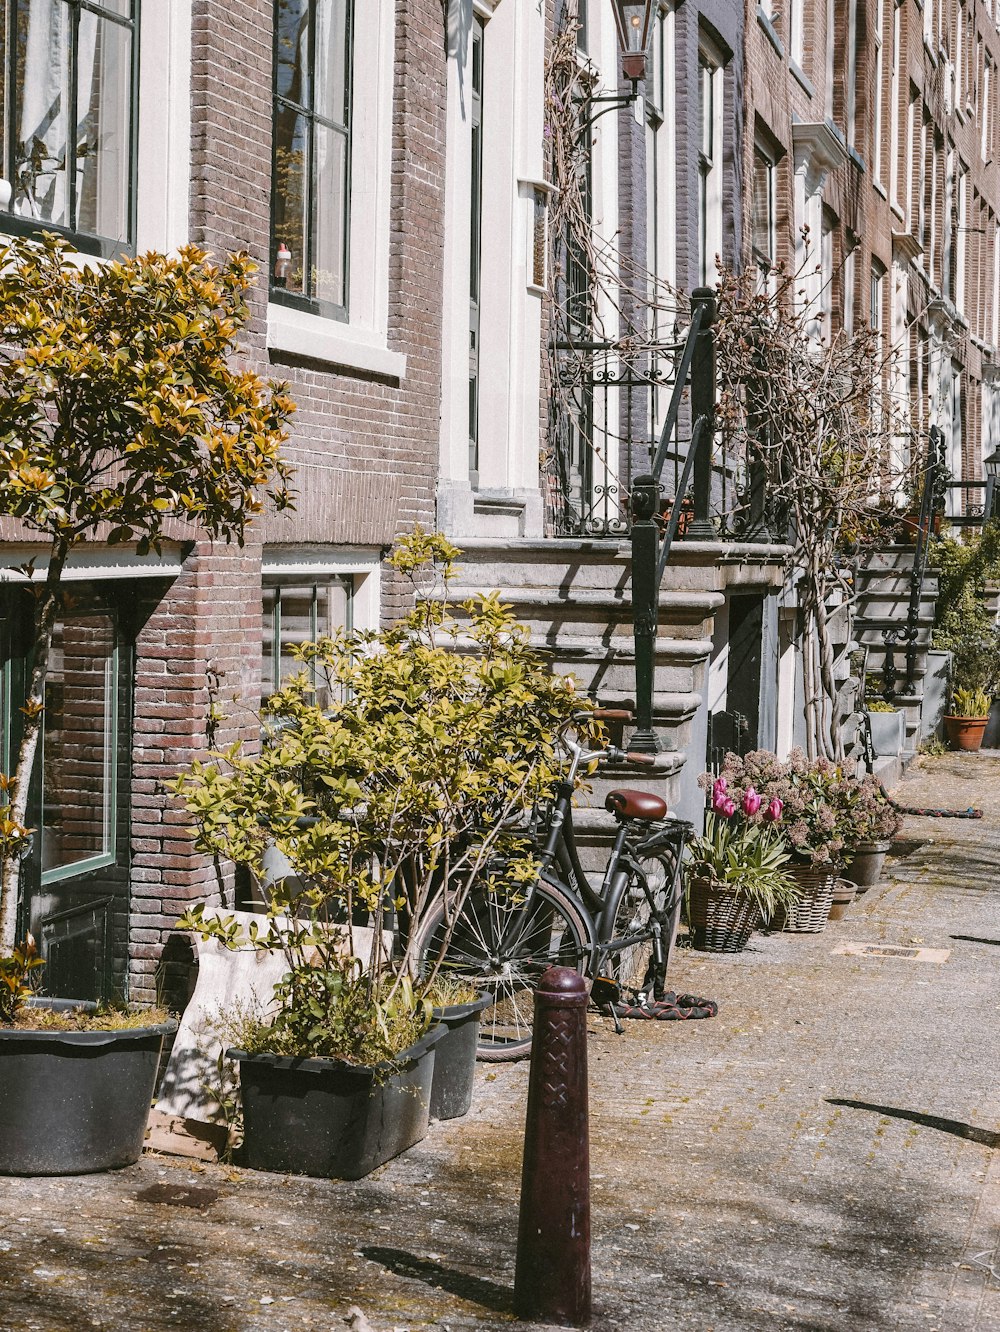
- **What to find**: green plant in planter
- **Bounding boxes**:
[173,529,591,1065]
[949,686,991,718]
[0,935,44,1024]
[685,778,800,919]
[837,773,903,849]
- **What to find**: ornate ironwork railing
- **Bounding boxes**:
[547,305,785,544]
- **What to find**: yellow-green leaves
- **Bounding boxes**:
[0,233,295,546]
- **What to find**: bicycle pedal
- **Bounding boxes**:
[590,976,622,1007]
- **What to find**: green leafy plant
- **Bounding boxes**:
[929,524,1000,698]
[949,686,991,718]
[0,935,44,1025]
[173,529,591,1064]
[0,233,295,958]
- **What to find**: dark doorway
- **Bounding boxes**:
[5,584,134,1002]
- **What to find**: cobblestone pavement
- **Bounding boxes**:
[1,752,999,1332]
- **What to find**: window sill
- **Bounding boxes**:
[756,7,784,56]
[266,304,407,381]
[790,59,815,98]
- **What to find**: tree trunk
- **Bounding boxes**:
[0,539,70,954]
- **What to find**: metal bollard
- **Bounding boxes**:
[514,966,591,1326]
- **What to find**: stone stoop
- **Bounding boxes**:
[447,537,789,867]
[852,546,940,756]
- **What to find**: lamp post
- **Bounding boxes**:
[609,1,655,88]
[984,446,1000,517]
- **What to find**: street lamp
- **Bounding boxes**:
[985,445,1000,518]
[610,1,655,87]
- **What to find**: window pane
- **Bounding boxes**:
[275,0,310,107]
[15,0,73,227]
[314,0,350,127]
[262,585,278,697]
[76,11,132,240]
[273,104,309,296]
[42,612,116,876]
[312,122,347,308]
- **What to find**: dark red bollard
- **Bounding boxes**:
[514,966,591,1326]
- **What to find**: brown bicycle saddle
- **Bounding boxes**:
[604,788,668,821]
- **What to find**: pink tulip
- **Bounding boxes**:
[763,797,784,822]
[712,776,728,800]
[742,787,762,816]
[720,797,737,818]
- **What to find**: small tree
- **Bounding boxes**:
[0,233,295,953]
[714,263,906,759]
[171,530,591,1061]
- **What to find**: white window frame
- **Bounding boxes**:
[873,0,885,186]
[266,1,404,380]
[697,37,725,289]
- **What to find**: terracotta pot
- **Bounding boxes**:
[827,878,858,922]
[943,715,989,752]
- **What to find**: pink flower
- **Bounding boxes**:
[720,797,737,818]
[764,797,783,822]
[742,787,762,816]
[711,777,731,814]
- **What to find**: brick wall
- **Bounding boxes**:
[126,0,449,1002]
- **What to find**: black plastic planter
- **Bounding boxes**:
[0,1005,177,1176]
[429,993,492,1120]
[229,1024,444,1180]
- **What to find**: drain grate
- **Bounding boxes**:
[832,942,951,963]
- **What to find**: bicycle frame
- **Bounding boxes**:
[506,735,688,985]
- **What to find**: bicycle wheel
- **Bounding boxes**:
[413,878,592,1061]
[605,840,682,1000]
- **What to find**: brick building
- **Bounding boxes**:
[0,0,448,1004]
[746,0,1000,503]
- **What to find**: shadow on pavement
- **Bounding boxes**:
[828,1098,1000,1147]
[361,1244,515,1314]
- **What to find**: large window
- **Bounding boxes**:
[41,608,118,882]
[262,574,354,707]
[752,142,777,289]
[697,42,724,289]
[271,0,353,319]
[0,0,138,256]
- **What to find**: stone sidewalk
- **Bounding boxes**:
[1,752,999,1332]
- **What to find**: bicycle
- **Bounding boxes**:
[412,710,692,1060]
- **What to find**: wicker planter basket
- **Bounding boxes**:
[772,864,837,933]
[686,877,761,952]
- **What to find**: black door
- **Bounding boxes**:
[6,585,132,1003]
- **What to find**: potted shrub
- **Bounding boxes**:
[710,750,860,932]
[173,530,586,1176]
[841,774,904,891]
[683,777,800,951]
[0,238,291,1173]
[0,940,176,1176]
[943,687,992,752]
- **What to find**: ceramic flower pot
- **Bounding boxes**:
[845,840,891,891]
[943,715,989,752]
[827,878,858,921]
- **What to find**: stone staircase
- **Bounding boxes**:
[851,546,939,759]
[448,537,788,854]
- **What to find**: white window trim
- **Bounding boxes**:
[136,1,191,252]
[261,546,382,630]
[266,1,405,380]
